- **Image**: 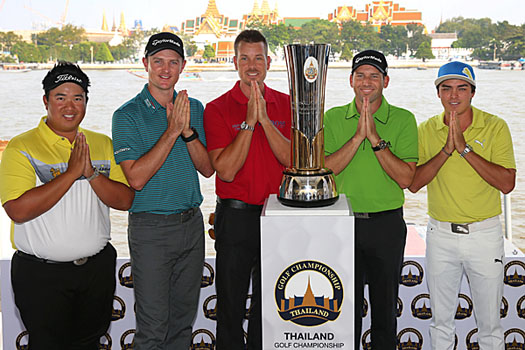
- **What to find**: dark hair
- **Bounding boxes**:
[234,30,268,57]
[42,61,90,102]
[436,83,476,93]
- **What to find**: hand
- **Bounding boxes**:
[450,111,467,153]
[167,90,189,137]
[67,132,88,179]
[254,81,268,124]
[363,97,379,145]
[443,111,455,155]
[245,81,258,127]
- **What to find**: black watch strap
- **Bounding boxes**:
[181,127,198,143]
[372,139,391,152]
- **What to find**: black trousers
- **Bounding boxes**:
[11,244,117,350]
[354,208,407,350]
[214,201,263,350]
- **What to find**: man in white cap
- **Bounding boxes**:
[112,32,213,349]
[409,61,516,350]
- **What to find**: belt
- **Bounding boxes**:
[429,216,500,234]
[16,250,91,266]
[217,197,263,211]
[354,207,402,219]
[130,207,198,223]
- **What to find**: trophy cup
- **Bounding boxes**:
[278,44,338,207]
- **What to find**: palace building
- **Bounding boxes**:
[328,1,423,32]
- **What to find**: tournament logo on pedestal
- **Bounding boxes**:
[400,261,424,287]
[455,293,473,319]
[411,294,432,320]
[504,261,525,287]
[397,328,423,350]
[504,328,525,349]
[275,260,343,326]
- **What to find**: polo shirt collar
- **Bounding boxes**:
[140,84,179,112]
[345,96,390,124]
[38,116,83,147]
[231,80,275,105]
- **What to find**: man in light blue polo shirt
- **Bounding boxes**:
[112,32,213,349]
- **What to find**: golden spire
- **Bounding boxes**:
[260,0,271,14]
[119,11,126,32]
[101,10,108,31]
[112,15,116,32]
[204,0,221,18]
[301,276,318,306]
[251,0,261,16]
[273,3,279,17]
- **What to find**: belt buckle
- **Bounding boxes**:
[451,223,469,234]
[73,257,88,266]
[354,212,370,219]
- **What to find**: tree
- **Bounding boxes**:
[414,41,434,61]
[203,45,215,61]
[406,23,430,55]
[185,41,198,58]
[379,25,408,56]
[94,43,114,62]
[0,31,23,52]
[11,42,42,62]
[296,20,342,55]
[340,44,353,62]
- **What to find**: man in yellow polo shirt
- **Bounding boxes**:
[409,61,516,350]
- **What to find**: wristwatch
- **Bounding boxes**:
[240,121,255,131]
[181,127,199,143]
[87,167,100,182]
[372,139,391,152]
[460,144,473,158]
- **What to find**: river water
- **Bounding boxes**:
[1,67,524,256]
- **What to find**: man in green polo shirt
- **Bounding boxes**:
[409,61,515,350]
[324,50,418,349]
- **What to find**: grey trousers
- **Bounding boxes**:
[128,209,205,350]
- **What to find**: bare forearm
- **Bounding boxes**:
[89,175,134,210]
[375,150,416,189]
[186,140,214,178]
[325,136,363,175]
[3,171,78,223]
[463,152,516,194]
[209,131,253,182]
[409,151,449,192]
[260,119,291,167]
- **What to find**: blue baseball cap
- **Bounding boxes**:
[435,61,476,87]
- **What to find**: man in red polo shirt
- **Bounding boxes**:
[203,29,291,350]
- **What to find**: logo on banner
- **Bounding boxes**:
[504,260,525,287]
[245,294,253,320]
[191,329,216,349]
[400,261,424,287]
[303,57,319,83]
[361,329,372,350]
[500,296,508,318]
[99,333,112,349]
[201,262,215,288]
[411,294,432,320]
[203,295,217,320]
[275,260,343,326]
[112,295,126,321]
[396,297,403,317]
[120,329,135,349]
[15,331,29,350]
[466,328,480,350]
[505,328,525,349]
[397,328,423,350]
[118,262,133,288]
[455,293,473,319]
[362,297,369,317]
[517,295,525,319]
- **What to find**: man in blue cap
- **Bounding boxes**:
[409,61,516,350]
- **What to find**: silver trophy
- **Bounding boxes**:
[278,44,338,207]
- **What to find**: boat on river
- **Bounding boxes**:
[0,64,31,73]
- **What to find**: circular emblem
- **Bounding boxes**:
[245,294,252,320]
[203,295,217,320]
[500,296,508,319]
[275,260,343,326]
[397,328,423,350]
[397,297,403,318]
[120,329,135,349]
[15,331,29,350]
[400,260,424,287]
[411,294,432,320]
[118,262,133,288]
[201,262,215,288]
[99,333,112,350]
[362,297,369,318]
[504,260,525,287]
[455,293,473,320]
[191,329,216,350]
[303,57,319,83]
[361,328,372,350]
[504,328,525,349]
[466,328,479,349]
[112,295,126,321]
[517,295,525,319]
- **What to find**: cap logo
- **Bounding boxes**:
[355,55,382,65]
[462,67,473,80]
[152,38,180,47]
[54,73,83,85]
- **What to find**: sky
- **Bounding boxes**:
[0,0,524,32]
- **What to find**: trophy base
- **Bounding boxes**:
[278,169,339,208]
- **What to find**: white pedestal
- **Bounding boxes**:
[261,194,354,349]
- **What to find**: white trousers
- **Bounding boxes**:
[425,216,504,350]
